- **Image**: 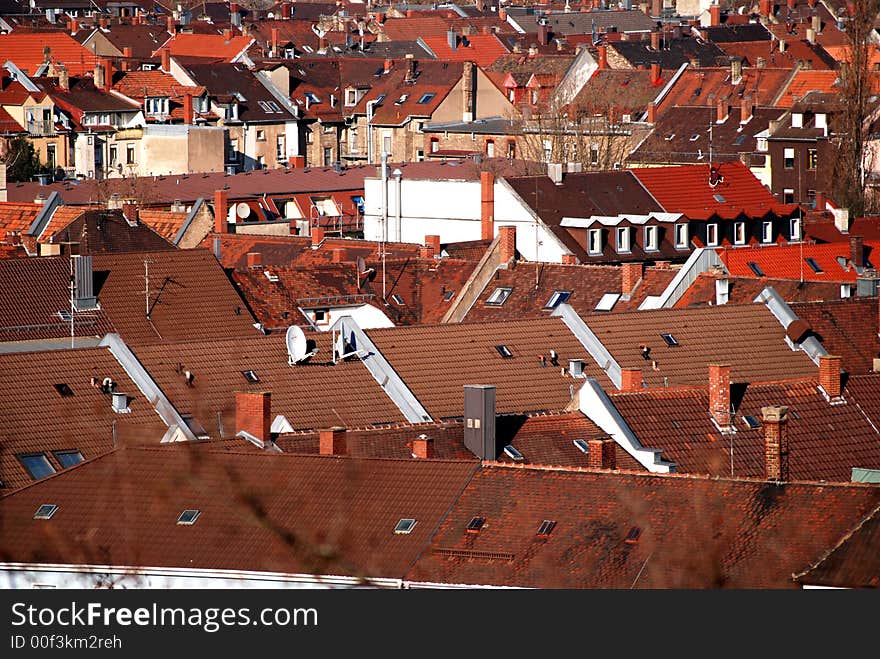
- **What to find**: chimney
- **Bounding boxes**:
[588,438,616,469]
[426,234,441,256]
[561,254,577,264]
[319,427,347,455]
[462,61,475,121]
[779,39,786,53]
[812,13,821,33]
[464,385,496,460]
[537,20,550,46]
[57,65,69,91]
[850,235,864,269]
[69,18,79,34]
[731,58,742,85]
[740,96,752,123]
[166,15,175,34]
[709,2,721,26]
[499,7,507,21]
[223,28,233,41]
[762,406,790,481]
[412,433,435,459]
[814,190,826,211]
[121,202,138,224]
[480,171,494,240]
[93,60,106,89]
[760,0,772,16]
[651,0,661,17]
[646,101,657,123]
[597,44,608,69]
[806,27,816,44]
[161,48,170,72]
[331,247,347,263]
[818,354,842,399]
[650,29,660,51]
[620,368,642,392]
[235,392,271,445]
[311,226,325,245]
[182,93,193,124]
[621,261,643,295]
[708,364,732,430]
[281,1,292,19]
[288,155,305,169]
[499,225,516,263]
[787,0,795,9]
[756,56,766,68]
[213,189,228,233]
[99,17,108,30]
[717,97,728,123]
[271,27,279,56]
[650,63,661,85]
[447,29,457,51]
[246,252,262,269]
[71,254,97,310]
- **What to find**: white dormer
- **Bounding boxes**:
[815,112,827,134]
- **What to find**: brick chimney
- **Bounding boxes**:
[621,261,643,296]
[499,225,516,263]
[236,391,271,444]
[319,427,347,455]
[760,0,772,16]
[93,60,106,89]
[588,438,616,469]
[650,62,661,85]
[480,170,495,241]
[281,1,292,19]
[597,44,608,69]
[214,189,228,233]
[331,247,347,263]
[818,354,842,399]
[425,234,441,256]
[311,226,325,246]
[288,155,305,169]
[537,20,550,46]
[762,406,790,481]
[462,61,475,121]
[620,368,642,392]
[708,364,732,430]
[646,101,657,123]
[815,190,826,210]
[561,254,577,264]
[246,252,262,269]
[161,48,170,72]
[850,235,864,269]
[182,92,193,124]
[121,202,138,224]
[717,97,728,123]
[787,0,795,9]
[271,27,279,56]
[740,96,752,123]
[57,65,69,91]
[223,28,233,41]
[99,17,108,30]
[709,2,721,26]
[650,0,661,17]
[412,433,434,459]
[166,15,175,34]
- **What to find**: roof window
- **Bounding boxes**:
[573,439,590,454]
[34,504,58,520]
[503,445,524,462]
[466,516,486,533]
[53,383,74,397]
[536,520,556,537]
[19,454,56,480]
[495,344,513,358]
[394,518,417,534]
[660,333,679,347]
[177,509,201,525]
[747,261,765,276]
[544,290,572,309]
[486,287,512,305]
[417,93,435,104]
[53,450,84,469]
[805,257,823,273]
[624,526,642,544]
[242,370,260,383]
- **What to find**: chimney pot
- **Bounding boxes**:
[161,48,170,72]
[818,354,843,399]
[235,391,271,444]
[814,190,826,211]
[588,438,616,469]
[288,155,305,169]
[319,427,347,455]
[425,234,441,256]
[709,3,721,26]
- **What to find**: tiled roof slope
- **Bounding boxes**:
[136,209,189,242]
[0,257,117,343]
[716,39,836,70]
[675,273,846,308]
[365,318,601,419]
[0,32,99,75]
[0,203,42,235]
[158,33,254,61]
[48,210,177,254]
[611,378,880,482]
[0,447,480,579]
[795,503,880,588]
[91,249,258,345]
[0,347,168,492]
[774,69,839,107]
[657,67,793,110]
[420,34,510,67]
[131,333,407,433]
[407,465,880,588]
[96,24,173,59]
[790,298,880,374]
[582,303,819,387]
[845,375,880,433]
[718,241,879,283]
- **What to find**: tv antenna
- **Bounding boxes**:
[286,325,318,365]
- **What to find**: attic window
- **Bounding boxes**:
[536,520,556,537]
[242,370,260,383]
[743,415,761,429]
[664,133,675,141]
[713,193,726,203]
[34,504,59,520]
[624,526,642,545]
[177,509,201,526]
[660,333,679,347]
[734,134,747,146]
[304,92,320,104]
[503,445,524,462]
[689,134,700,141]
[486,287,512,305]
[394,94,409,105]
[417,93,435,104]
[394,518,417,534]
[747,261,765,276]
[53,383,74,397]
[390,293,405,305]
[805,257,823,273]
[19,454,56,480]
[443,290,455,302]
[232,92,247,102]
[466,516,486,533]
[573,439,590,454]
[495,344,514,358]
[544,290,572,309]
[53,450,84,468]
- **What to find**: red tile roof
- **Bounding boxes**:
[136,209,189,242]
[0,32,100,76]
[112,70,205,101]
[408,464,880,588]
[421,34,510,67]
[157,33,255,61]
[717,39,835,70]
[657,67,793,111]
[675,273,846,308]
[790,297,880,374]
[0,106,23,133]
[717,241,878,282]
[631,161,795,220]
[0,202,42,235]
[776,70,840,108]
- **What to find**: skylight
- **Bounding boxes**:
[805,257,824,273]
[495,344,514,358]
[443,290,455,302]
[743,415,761,429]
[242,370,260,383]
[573,439,590,454]
[33,504,58,520]
[544,290,572,309]
[232,92,246,102]
[536,520,556,537]
[466,516,486,533]
[503,445,524,462]
[304,91,320,104]
[417,93,435,104]
[486,287,512,305]
[747,261,765,277]
[664,133,675,141]
[734,134,747,145]
[713,193,726,203]
[53,450,84,469]
[394,518,417,534]
[53,383,74,397]
[19,454,56,480]
[390,293,405,305]
[624,526,642,544]
[689,134,700,141]
[660,333,679,347]
[177,509,201,526]
[394,94,409,105]
[594,293,620,312]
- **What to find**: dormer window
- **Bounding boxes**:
[644,225,658,252]
[588,228,603,255]
[762,221,773,243]
[616,227,631,254]
[674,223,689,249]
[706,223,719,247]
[815,112,827,131]
[345,87,357,106]
[734,221,746,245]
[791,112,803,129]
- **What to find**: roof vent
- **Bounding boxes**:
[111,392,130,413]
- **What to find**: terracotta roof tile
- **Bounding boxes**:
[717,39,836,70]
[46,209,176,253]
[718,241,879,282]
[0,32,100,75]
[658,67,793,111]
[776,70,840,108]
[0,202,42,235]
[136,209,189,242]
[675,273,845,308]
[790,297,880,374]
[158,33,254,61]
[420,34,510,67]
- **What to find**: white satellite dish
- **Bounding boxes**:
[286,325,318,365]
[236,202,251,219]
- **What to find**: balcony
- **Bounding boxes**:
[26,120,55,136]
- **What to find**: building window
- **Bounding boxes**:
[507,140,516,158]
[486,287,512,305]
[791,112,803,129]
[228,139,239,162]
[18,454,56,480]
[109,145,117,166]
[257,155,265,168]
[531,89,539,104]
[616,227,631,253]
[757,137,768,152]
[783,147,795,169]
[256,129,265,141]
[276,135,285,160]
[486,139,495,157]
[588,228,602,255]
[508,88,515,102]
[815,113,827,131]
[674,223,689,249]
[734,221,746,245]
[430,137,439,153]
[345,88,357,106]
[589,145,599,166]
[46,143,56,168]
[382,134,392,155]
[416,149,425,161]
[644,225,658,251]
[807,149,818,170]
[706,223,718,246]
[790,217,801,241]
[762,221,773,243]
[783,188,795,204]
[126,144,135,164]
[542,139,552,162]
[323,147,332,166]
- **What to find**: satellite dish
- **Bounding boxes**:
[236,202,251,219]
[357,255,367,274]
[286,325,317,365]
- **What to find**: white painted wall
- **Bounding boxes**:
[302,303,393,330]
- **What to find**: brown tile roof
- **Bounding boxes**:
[91,249,259,345]
[136,209,189,242]
[131,332,408,433]
[717,39,836,70]
[582,303,819,387]
[674,272,846,308]
[569,69,666,117]
[0,346,168,492]
[805,216,880,243]
[657,67,794,112]
[98,24,173,59]
[0,447,479,579]
[611,378,880,482]
[47,209,177,254]
[35,206,93,243]
[790,298,880,374]
[442,238,492,261]
[365,317,600,419]
[408,464,880,588]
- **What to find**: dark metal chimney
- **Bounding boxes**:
[464,384,496,459]
[72,255,97,310]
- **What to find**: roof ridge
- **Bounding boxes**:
[792,500,880,581]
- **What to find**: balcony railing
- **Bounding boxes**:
[26,120,55,136]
